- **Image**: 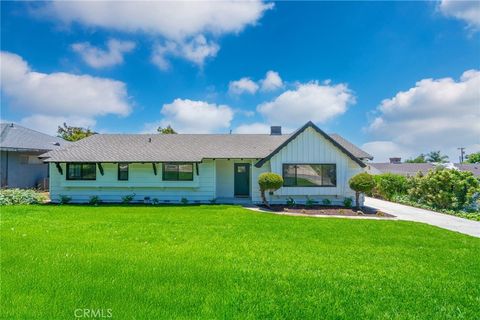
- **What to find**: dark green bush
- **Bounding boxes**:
[408,168,480,211]
[0,189,45,205]
[59,195,72,205]
[373,173,409,200]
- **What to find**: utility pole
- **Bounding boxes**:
[458,147,466,163]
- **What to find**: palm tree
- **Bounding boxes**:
[426,151,449,163]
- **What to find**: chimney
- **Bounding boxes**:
[389,157,401,164]
[270,126,282,135]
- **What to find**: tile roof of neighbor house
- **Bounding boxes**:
[456,163,480,177]
[0,123,70,151]
[40,122,371,166]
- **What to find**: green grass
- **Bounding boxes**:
[1,205,479,319]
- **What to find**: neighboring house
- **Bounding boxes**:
[367,158,480,177]
[40,121,371,204]
[0,123,70,189]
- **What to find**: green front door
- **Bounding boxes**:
[234,163,250,197]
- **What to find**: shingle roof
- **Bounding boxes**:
[455,164,480,177]
[329,134,373,160]
[368,163,435,176]
[0,123,70,151]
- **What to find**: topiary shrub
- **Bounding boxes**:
[343,197,353,208]
[258,172,283,207]
[349,173,375,209]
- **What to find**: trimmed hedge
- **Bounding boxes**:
[0,189,46,205]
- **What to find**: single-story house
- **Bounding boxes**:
[40,121,371,204]
[0,123,70,189]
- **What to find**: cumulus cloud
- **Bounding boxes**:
[72,39,136,68]
[152,99,233,133]
[257,81,355,128]
[151,35,219,70]
[20,115,96,136]
[260,70,283,91]
[439,0,480,29]
[234,122,271,134]
[0,51,132,134]
[365,70,480,162]
[228,77,259,95]
[37,1,273,69]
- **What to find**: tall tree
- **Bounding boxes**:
[157,125,177,134]
[466,152,480,164]
[405,154,426,163]
[57,123,96,142]
[426,151,449,163]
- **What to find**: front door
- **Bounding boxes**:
[234,163,250,197]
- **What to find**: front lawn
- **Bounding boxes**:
[1,205,479,319]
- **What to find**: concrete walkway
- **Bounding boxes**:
[365,197,480,238]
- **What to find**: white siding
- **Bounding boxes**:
[49,160,215,203]
[265,127,364,205]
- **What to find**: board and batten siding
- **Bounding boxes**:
[49,160,215,203]
[266,127,364,205]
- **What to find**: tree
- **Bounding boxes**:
[405,154,426,163]
[57,123,96,142]
[258,173,283,207]
[157,125,177,134]
[349,173,375,210]
[466,152,480,164]
[426,151,449,163]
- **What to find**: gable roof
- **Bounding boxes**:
[329,133,373,160]
[0,123,70,152]
[254,121,366,168]
[40,122,370,166]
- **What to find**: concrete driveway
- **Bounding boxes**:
[365,197,480,238]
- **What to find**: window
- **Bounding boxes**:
[282,164,336,187]
[162,163,194,181]
[118,163,129,181]
[66,163,96,180]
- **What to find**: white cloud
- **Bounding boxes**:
[365,70,480,162]
[0,51,132,133]
[151,35,219,70]
[234,122,271,134]
[260,70,283,91]
[257,81,355,127]
[439,0,480,29]
[361,141,410,163]
[155,99,233,133]
[20,115,96,136]
[72,39,136,68]
[228,77,259,95]
[38,1,273,69]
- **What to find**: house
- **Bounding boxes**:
[0,123,70,189]
[40,121,371,204]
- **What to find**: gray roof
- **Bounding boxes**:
[0,123,70,152]
[455,164,480,177]
[40,129,370,164]
[368,163,435,176]
[329,133,373,160]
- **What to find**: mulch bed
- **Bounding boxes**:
[260,205,395,218]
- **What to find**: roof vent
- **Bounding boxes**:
[9,123,14,128]
[270,126,282,135]
[53,142,61,146]
[148,137,152,143]
[389,157,401,164]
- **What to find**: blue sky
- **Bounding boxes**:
[1,1,479,161]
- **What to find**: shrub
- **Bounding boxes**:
[88,195,101,205]
[59,194,72,205]
[121,193,135,204]
[343,197,353,208]
[349,173,375,209]
[408,168,480,211]
[373,173,409,200]
[209,198,217,204]
[258,172,283,207]
[0,189,45,205]
[305,196,316,208]
[180,197,189,205]
[286,197,296,208]
[152,198,160,205]
[322,198,332,206]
